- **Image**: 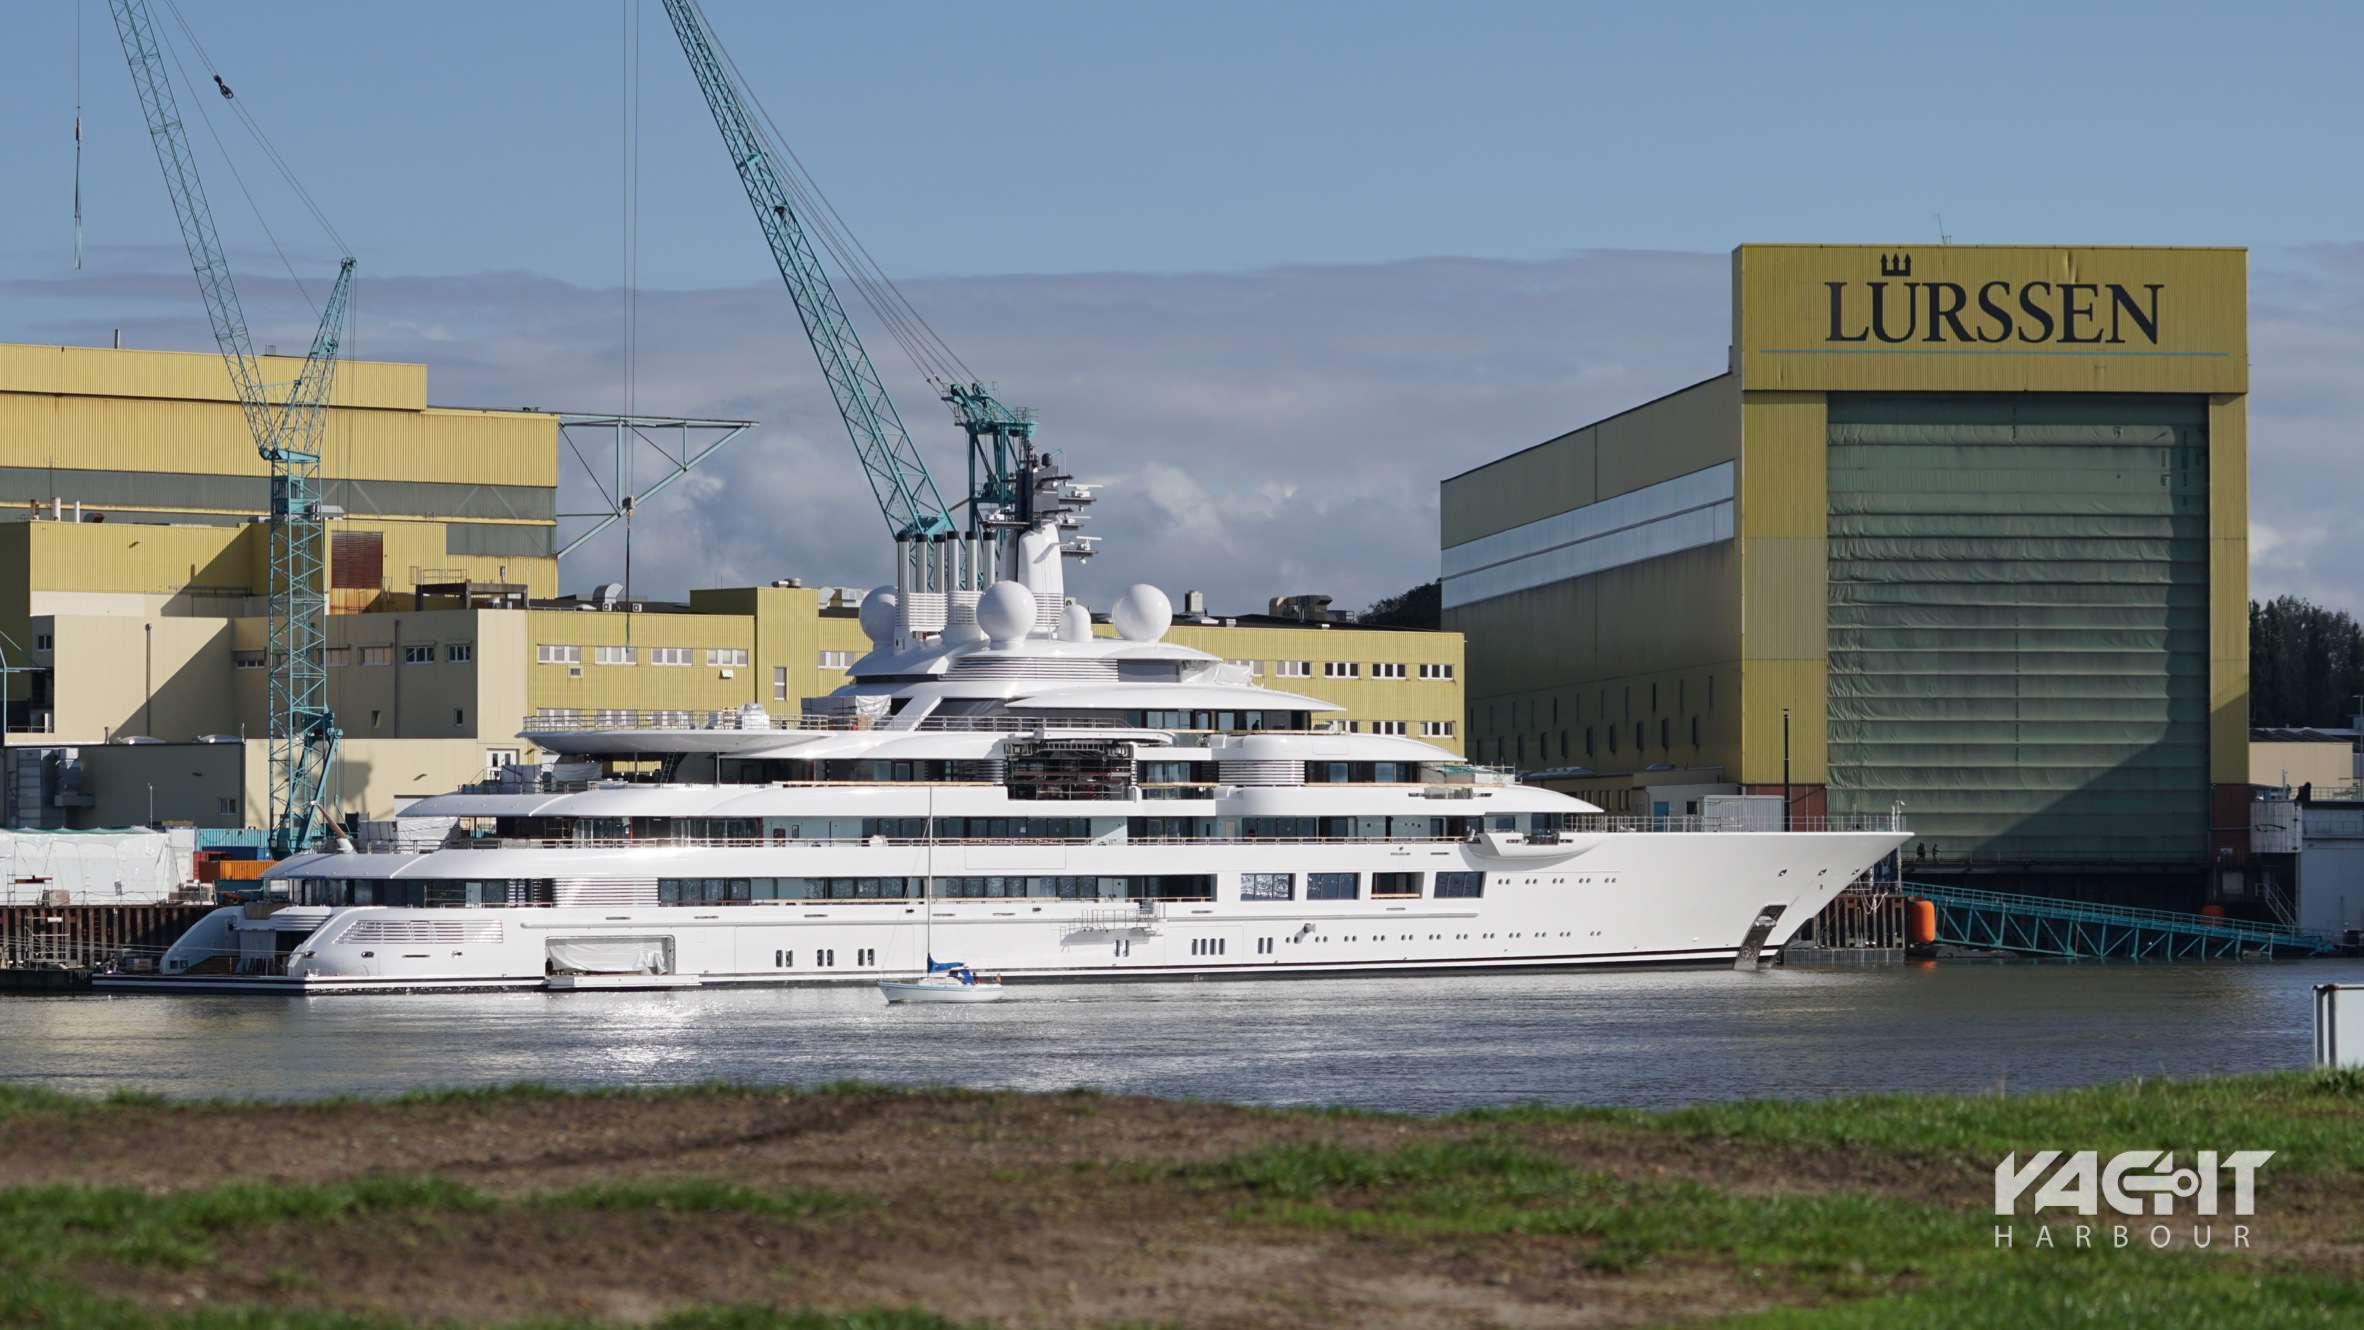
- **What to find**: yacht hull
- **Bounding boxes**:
[96,829,1906,994]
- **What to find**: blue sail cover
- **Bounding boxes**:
[927,955,965,973]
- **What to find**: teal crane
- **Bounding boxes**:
[657,0,1039,541]
[109,0,354,856]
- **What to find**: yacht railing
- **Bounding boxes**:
[406,816,1901,855]
[1567,814,1908,834]
[522,709,1366,737]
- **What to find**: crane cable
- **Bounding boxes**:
[153,0,350,321]
[699,4,978,394]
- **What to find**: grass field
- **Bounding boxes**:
[0,1072,2357,1328]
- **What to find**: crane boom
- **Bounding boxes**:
[658,0,955,539]
[110,0,353,856]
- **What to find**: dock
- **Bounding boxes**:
[0,902,216,989]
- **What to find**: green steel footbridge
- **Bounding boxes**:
[1904,883,2339,961]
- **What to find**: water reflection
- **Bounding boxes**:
[4,959,2359,1111]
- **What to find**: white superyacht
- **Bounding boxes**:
[107,465,1906,993]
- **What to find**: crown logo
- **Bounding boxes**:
[1878,252,1913,278]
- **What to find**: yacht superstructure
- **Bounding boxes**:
[102,465,1907,994]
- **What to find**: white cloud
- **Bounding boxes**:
[10,243,2362,617]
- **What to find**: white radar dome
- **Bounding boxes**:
[1110,584,1172,643]
[977,580,1036,644]
[1058,601,1095,642]
[857,586,899,643]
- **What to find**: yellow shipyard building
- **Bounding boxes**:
[0,343,1461,830]
[1442,244,2248,906]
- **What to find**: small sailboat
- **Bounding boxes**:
[879,956,1006,1004]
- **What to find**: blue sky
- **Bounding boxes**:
[3,2,2362,615]
[8,1,2362,283]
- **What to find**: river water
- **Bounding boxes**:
[6,960,2360,1112]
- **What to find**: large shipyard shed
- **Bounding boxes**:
[1442,244,2248,904]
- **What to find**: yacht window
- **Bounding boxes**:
[1239,872,1294,901]
[1435,872,1485,899]
[1307,872,1359,901]
[1371,873,1422,899]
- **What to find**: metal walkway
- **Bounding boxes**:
[1905,882,2339,961]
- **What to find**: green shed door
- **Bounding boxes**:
[1825,394,2209,863]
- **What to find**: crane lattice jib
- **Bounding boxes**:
[109,0,276,449]
[110,0,351,856]
[659,0,953,539]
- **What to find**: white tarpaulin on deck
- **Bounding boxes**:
[545,936,672,975]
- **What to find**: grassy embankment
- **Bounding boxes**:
[0,1072,2360,1328]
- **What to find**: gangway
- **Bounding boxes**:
[1906,882,2338,961]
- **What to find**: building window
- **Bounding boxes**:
[446,643,473,664]
[1435,871,1484,899]
[1585,726,1595,757]
[1419,721,1453,738]
[818,650,854,670]
[398,644,432,665]
[1239,872,1294,901]
[1225,658,1263,676]
[1371,662,1406,679]
[649,647,692,666]
[1419,662,1453,680]
[1372,720,1406,736]
[454,708,466,727]
[232,650,264,670]
[595,645,635,666]
[33,633,55,652]
[1306,872,1359,901]
[1691,715,1700,747]
[706,647,749,667]
[1323,661,1359,678]
[537,644,581,665]
[361,646,393,667]
[216,796,236,816]
[1635,721,1645,751]
[531,708,581,725]
[1274,660,1311,678]
[773,667,788,701]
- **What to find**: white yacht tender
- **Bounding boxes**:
[103,492,1906,994]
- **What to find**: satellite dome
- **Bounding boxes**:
[857,586,899,643]
[978,580,1036,644]
[1058,601,1095,642]
[1110,584,1172,643]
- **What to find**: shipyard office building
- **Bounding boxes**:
[1443,245,2248,905]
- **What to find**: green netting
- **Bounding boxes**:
[1825,393,2210,862]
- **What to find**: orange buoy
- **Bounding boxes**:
[1908,898,1938,946]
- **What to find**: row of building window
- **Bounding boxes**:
[1338,720,1456,737]
[1255,660,1455,680]
[235,643,473,669]
[1483,715,1702,767]
[538,645,749,667]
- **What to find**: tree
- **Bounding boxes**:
[2250,595,2364,727]
[1362,580,1440,629]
